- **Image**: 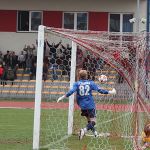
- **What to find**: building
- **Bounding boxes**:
[0,0,147,54]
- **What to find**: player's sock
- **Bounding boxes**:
[86,121,96,131]
[83,127,87,133]
[79,128,85,140]
[93,131,98,137]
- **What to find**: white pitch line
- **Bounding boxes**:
[86,132,142,139]
[40,135,70,150]
[0,107,33,109]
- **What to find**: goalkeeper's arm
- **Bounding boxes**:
[57,95,66,103]
[57,83,77,103]
[97,88,116,94]
[92,81,116,95]
[108,88,116,94]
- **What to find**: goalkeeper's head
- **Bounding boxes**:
[79,70,87,80]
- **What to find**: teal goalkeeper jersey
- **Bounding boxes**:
[66,80,109,109]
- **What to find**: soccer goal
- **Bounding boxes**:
[33,25,150,150]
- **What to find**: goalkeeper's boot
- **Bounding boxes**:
[79,129,85,140]
[93,131,98,138]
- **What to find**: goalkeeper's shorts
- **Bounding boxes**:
[81,108,96,118]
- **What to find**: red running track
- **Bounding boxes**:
[0,101,150,112]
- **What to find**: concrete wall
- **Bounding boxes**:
[0,32,37,54]
[0,0,146,13]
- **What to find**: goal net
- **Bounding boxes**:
[33,25,150,150]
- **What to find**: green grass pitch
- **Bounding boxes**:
[0,107,137,150]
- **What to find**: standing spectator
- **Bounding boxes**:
[46,40,61,79]
[26,54,35,73]
[145,51,150,78]
[6,66,15,85]
[0,64,4,85]
[10,51,18,69]
[18,51,26,69]
[97,58,105,69]
[50,63,58,80]
[23,44,36,59]
[14,64,19,79]
[30,62,36,80]
[83,54,96,80]
[0,51,3,65]
[76,46,84,80]
[1,63,7,86]
[4,50,10,66]
[145,51,150,99]
[43,62,48,81]
[46,40,61,64]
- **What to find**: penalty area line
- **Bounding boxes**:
[86,133,142,139]
[0,107,33,109]
[40,135,70,150]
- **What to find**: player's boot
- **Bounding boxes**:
[79,129,85,140]
[93,131,98,138]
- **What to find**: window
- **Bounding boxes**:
[18,11,42,31]
[77,13,87,30]
[123,14,133,32]
[109,13,133,32]
[63,12,88,30]
[64,13,74,29]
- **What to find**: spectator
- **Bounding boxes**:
[6,66,15,85]
[46,40,61,79]
[76,46,84,80]
[145,51,150,78]
[18,51,26,69]
[1,63,7,86]
[4,50,10,66]
[83,54,96,80]
[43,62,48,81]
[0,64,4,85]
[46,40,61,63]
[97,58,105,69]
[0,51,3,65]
[14,64,19,79]
[10,51,18,69]
[26,54,35,73]
[23,44,36,58]
[50,63,58,80]
[30,62,36,80]
[117,73,124,83]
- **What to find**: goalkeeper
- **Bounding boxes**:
[57,69,116,140]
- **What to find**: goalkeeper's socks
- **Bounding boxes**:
[93,131,98,137]
[83,127,87,133]
[86,121,96,131]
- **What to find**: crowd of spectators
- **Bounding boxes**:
[0,40,106,85]
[0,44,36,85]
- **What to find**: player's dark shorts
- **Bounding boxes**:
[81,108,96,118]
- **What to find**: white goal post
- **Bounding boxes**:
[33,25,45,150]
[33,25,77,149]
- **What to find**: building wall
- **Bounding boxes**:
[0,0,145,12]
[0,0,147,54]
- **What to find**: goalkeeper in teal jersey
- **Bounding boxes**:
[57,70,116,140]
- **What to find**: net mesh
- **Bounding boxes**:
[39,27,150,150]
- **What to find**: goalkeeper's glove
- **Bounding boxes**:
[109,88,116,94]
[57,95,66,103]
